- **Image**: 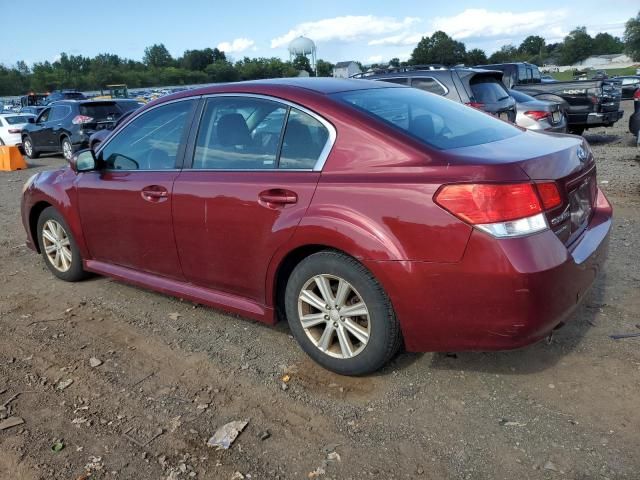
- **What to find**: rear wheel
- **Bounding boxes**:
[61,137,73,160]
[23,137,39,159]
[37,207,87,282]
[569,126,585,136]
[285,251,401,375]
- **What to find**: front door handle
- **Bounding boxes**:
[258,189,298,208]
[141,185,169,202]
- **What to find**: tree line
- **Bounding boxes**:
[1,11,639,96]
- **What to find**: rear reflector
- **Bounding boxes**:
[434,183,557,238]
[524,110,550,121]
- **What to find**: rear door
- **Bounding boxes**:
[172,95,334,303]
[77,99,197,279]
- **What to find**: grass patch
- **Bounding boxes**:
[549,66,638,81]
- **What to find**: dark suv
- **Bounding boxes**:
[21,99,142,160]
[355,66,516,122]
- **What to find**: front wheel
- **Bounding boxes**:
[285,251,402,375]
[23,137,39,159]
[36,207,87,282]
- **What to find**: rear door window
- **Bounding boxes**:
[50,105,71,122]
[469,77,510,104]
[411,77,447,96]
[517,64,527,84]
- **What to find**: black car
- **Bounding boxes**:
[21,99,142,160]
[629,88,640,137]
[44,90,87,104]
[615,76,640,100]
[355,66,517,122]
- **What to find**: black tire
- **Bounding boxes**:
[22,137,39,159]
[284,251,402,376]
[61,137,73,160]
[569,126,585,136]
[36,206,87,282]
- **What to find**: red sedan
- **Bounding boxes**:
[21,78,612,375]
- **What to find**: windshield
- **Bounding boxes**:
[509,89,536,103]
[332,87,521,150]
[4,115,31,125]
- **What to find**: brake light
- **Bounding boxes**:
[524,110,550,121]
[535,182,562,210]
[466,102,485,109]
[434,183,558,238]
[72,115,93,125]
[634,89,640,100]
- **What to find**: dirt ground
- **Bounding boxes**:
[0,102,639,480]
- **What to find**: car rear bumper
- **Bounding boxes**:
[586,110,623,125]
[364,188,612,352]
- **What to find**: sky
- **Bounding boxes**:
[0,0,637,66]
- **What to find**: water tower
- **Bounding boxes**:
[288,36,316,73]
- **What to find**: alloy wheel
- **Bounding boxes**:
[297,274,371,359]
[62,140,73,160]
[41,219,73,272]
[24,139,32,156]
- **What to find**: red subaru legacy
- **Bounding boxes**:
[21,78,612,375]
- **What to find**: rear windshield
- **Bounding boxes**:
[64,92,85,99]
[4,115,31,125]
[509,89,535,103]
[332,87,521,150]
[80,103,123,121]
[470,77,510,103]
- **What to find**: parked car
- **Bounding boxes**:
[540,74,557,83]
[21,99,142,160]
[0,114,34,146]
[615,76,640,100]
[629,88,640,137]
[355,66,517,122]
[509,89,567,133]
[88,109,137,149]
[476,62,623,135]
[20,78,612,375]
[44,90,87,104]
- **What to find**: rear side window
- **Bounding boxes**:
[50,106,71,121]
[80,103,123,121]
[333,87,520,150]
[517,64,527,83]
[380,78,408,85]
[193,97,287,170]
[411,77,447,96]
[280,108,329,169]
[469,77,510,103]
[100,100,194,170]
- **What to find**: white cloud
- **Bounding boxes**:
[217,38,255,53]
[271,15,420,48]
[432,9,568,40]
[367,55,384,63]
[369,33,425,47]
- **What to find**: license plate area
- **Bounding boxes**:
[552,111,561,123]
[498,112,509,121]
[568,174,596,236]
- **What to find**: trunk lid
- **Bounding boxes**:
[445,131,597,245]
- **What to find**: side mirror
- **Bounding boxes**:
[70,149,97,173]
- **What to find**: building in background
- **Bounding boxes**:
[333,61,361,78]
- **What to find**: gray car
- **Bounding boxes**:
[509,89,567,133]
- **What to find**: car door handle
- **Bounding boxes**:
[141,185,169,202]
[258,189,298,208]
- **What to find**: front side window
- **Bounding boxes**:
[333,86,521,150]
[99,100,194,170]
[37,108,51,123]
[193,97,287,170]
[411,77,447,96]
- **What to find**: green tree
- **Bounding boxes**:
[292,54,313,75]
[465,48,487,65]
[519,35,546,56]
[560,27,593,65]
[315,59,334,77]
[410,31,467,65]
[180,49,215,71]
[389,57,401,67]
[143,44,174,68]
[592,32,624,54]
[205,60,239,82]
[488,45,520,63]
[624,11,640,61]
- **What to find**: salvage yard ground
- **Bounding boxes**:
[0,102,639,479]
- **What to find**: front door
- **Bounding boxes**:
[31,107,53,150]
[77,99,196,279]
[173,96,333,303]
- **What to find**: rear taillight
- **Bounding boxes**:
[8,128,21,134]
[634,89,640,101]
[434,182,561,238]
[524,110,550,121]
[465,102,485,109]
[72,115,93,125]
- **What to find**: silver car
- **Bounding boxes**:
[509,89,567,133]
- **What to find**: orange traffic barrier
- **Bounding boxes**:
[0,145,28,171]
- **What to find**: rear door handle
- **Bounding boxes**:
[258,189,298,208]
[141,185,169,202]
